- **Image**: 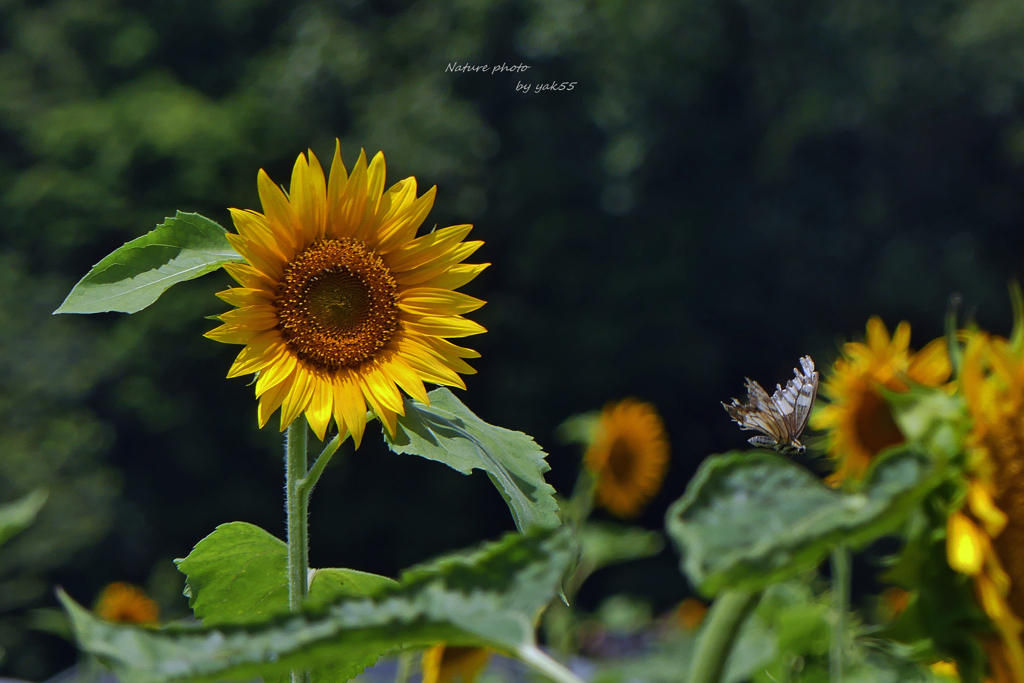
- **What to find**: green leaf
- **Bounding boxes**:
[55,212,243,314]
[578,522,664,571]
[0,489,47,547]
[306,569,398,610]
[386,388,560,532]
[175,521,397,625]
[63,527,576,683]
[886,385,969,461]
[665,449,940,596]
[175,521,289,626]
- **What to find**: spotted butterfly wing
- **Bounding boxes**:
[722,355,818,454]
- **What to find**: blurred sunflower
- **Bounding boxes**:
[673,597,708,631]
[949,330,1024,683]
[584,399,669,518]
[206,144,488,445]
[421,644,492,683]
[811,317,950,485]
[94,582,159,624]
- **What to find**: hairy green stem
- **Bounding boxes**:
[516,643,586,683]
[688,589,761,683]
[285,419,310,683]
[297,433,343,501]
[831,545,851,683]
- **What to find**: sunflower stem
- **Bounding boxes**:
[285,418,310,683]
[297,431,345,501]
[687,589,760,683]
[516,643,586,683]
[830,545,851,683]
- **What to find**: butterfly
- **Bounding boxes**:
[722,355,819,454]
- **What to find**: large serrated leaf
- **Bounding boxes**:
[55,211,243,314]
[175,522,399,683]
[665,449,940,596]
[175,522,397,627]
[63,527,576,683]
[0,489,47,547]
[386,388,560,532]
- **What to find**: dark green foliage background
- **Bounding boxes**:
[1,0,1023,677]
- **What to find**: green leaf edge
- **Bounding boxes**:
[666,448,942,596]
[54,211,242,315]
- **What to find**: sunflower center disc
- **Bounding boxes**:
[607,437,635,484]
[275,238,399,371]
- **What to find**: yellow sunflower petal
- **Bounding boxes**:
[404,315,487,339]
[394,336,467,389]
[289,152,324,249]
[305,374,334,441]
[351,152,386,241]
[332,149,369,239]
[386,224,475,272]
[217,305,279,330]
[376,404,399,438]
[326,140,350,230]
[398,288,486,316]
[419,262,490,291]
[969,481,1009,538]
[227,335,285,378]
[257,169,302,255]
[229,208,288,260]
[948,512,988,576]
[225,233,285,282]
[223,262,277,290]
[333,372,367,448]
[907,337,951,386]
[216,287,275,308]
[360,364,405,416]
[375,185,436,254]
[395,241,485,286]
[380,354,429,405]
[865,316,891,353]
[258,371,295,428]
[256,351,298,396]
[891,321,912,355]
[205,323,260,345]
[280,366,316,430]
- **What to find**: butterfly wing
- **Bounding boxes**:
[770,355,818,439]
[723,378,793,448]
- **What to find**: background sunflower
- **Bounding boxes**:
[584,400,670,519]
[812,317,951,485]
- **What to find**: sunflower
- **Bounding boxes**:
[673,597,708,631]
[206,144,488,445]
[584,399,669,518]
[421,644,492,683]
[949,330,1024,683]
[810,317,950,485]
[94,582,159,624]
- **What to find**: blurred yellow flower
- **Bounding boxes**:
[811,317,950,485]
[953,331,1024,682]
[94,582,159,624]
[206,144,487,445]
[674,598,708,631]
[878,586,910,622]
[421,644,492,683]
[930,660,959,680]
[585,399,670,518]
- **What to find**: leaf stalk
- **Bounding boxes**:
[687,589,761,683]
